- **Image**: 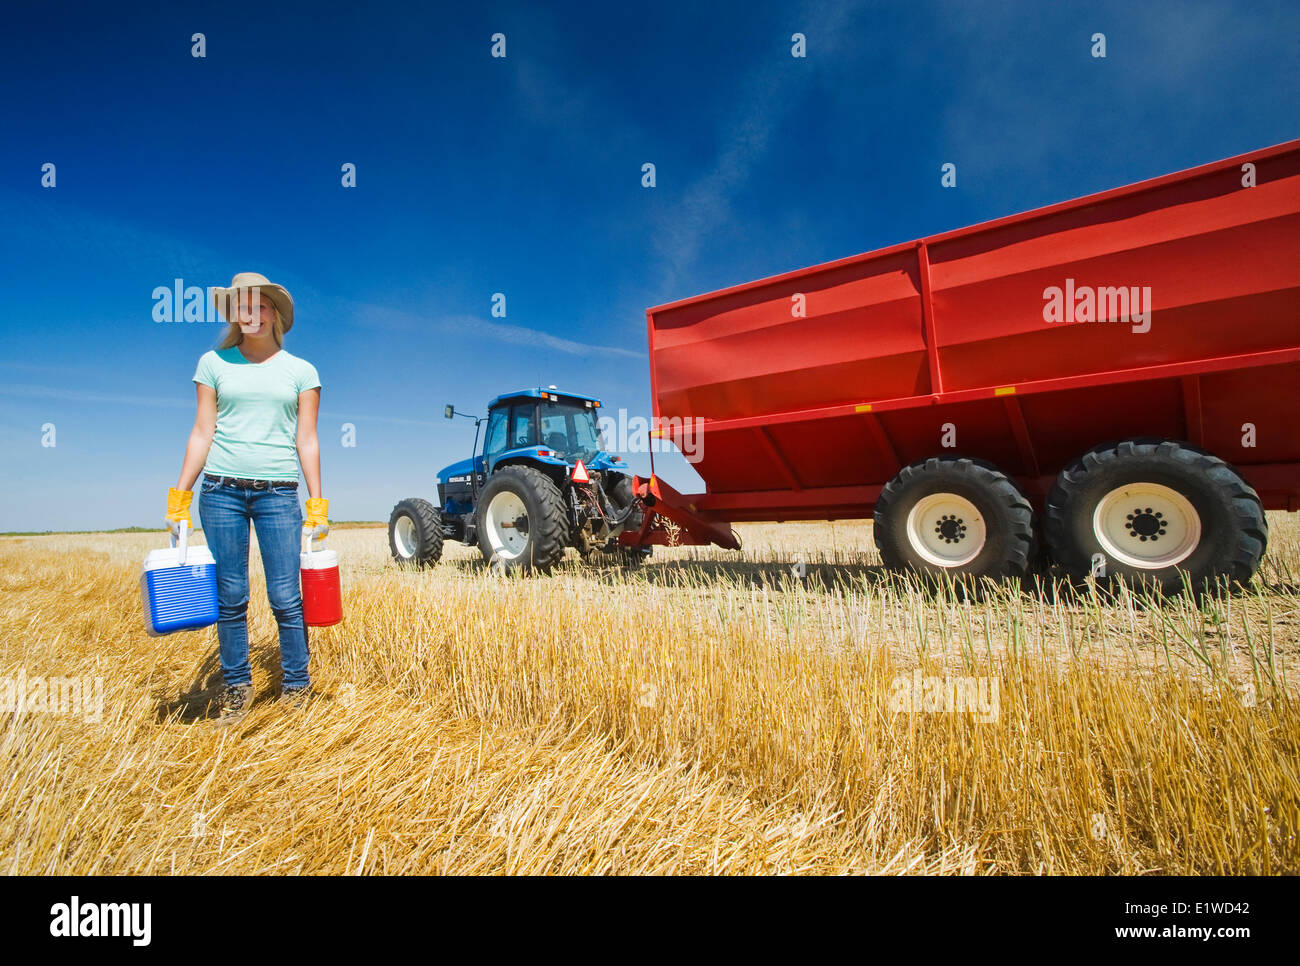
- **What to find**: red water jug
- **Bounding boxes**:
[300,533,342,626]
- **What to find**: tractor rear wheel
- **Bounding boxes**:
[1044,439,1266,594]
[873,457,1035,581]
[477,465,568,573]
[389,498,444,566]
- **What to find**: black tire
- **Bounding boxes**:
[1045,439,1267,594]
[873,457,1035,580]
[476,465,568,573]
[389,498,444,566]
[605,476,648,567]
[606,474,644,529]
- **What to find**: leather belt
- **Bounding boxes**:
[204,473,297,490]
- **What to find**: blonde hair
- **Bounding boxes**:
[216,293,285,350]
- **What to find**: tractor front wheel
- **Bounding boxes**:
[389,498,444,567]
[476,465,568,573]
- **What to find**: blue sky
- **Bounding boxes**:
[0,0,1296,531]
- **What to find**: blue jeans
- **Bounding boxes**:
[198,477,310,689]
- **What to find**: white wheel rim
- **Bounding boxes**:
[904,493,988,567]
[1093,482,1200,569]
[485,491,529,560]
[394,515,418,558]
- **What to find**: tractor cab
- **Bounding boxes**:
[436,388,622,503]
[483,388,607,472]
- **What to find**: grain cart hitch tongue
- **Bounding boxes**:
[617,474,741,552]
[388,387,665,573]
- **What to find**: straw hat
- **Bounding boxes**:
[211,272,295,333]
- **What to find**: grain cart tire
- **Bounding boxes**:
[476,465,568,573]
[389,498,444,566]
[874,457,1035,580]
[1045,439,1266,594]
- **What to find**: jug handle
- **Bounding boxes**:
[302,530,325,558]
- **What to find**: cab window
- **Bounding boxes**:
[483,408,508,468]
[509,403,537,449]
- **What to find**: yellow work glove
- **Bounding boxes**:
[165,487,193,538]
[304,497,330,541]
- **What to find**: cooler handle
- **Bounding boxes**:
[168,519,189,565]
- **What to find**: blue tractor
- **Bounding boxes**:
[388,387,650,573]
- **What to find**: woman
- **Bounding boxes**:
[165,271,329,725]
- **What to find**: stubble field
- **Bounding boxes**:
[1,516,1297,874]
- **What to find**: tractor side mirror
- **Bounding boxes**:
[444,404,454,420]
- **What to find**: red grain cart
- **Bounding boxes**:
[623,138,1300,591]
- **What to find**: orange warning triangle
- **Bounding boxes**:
[572,460,590,483]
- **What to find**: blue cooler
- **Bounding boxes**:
[140,522,218,636]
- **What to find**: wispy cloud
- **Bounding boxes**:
[0,191,644,361]
[932,1,1297,200]
[318,409,442,428]
[475,317,642,359]
[648,0,861,293]
[492,1,860,299]
[0,190,226,284]
[0,383,188,409]
[0,382,444,427]
[343,301,643,359]
[0,361,103,376]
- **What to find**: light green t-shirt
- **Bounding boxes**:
[193,347,321,481]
